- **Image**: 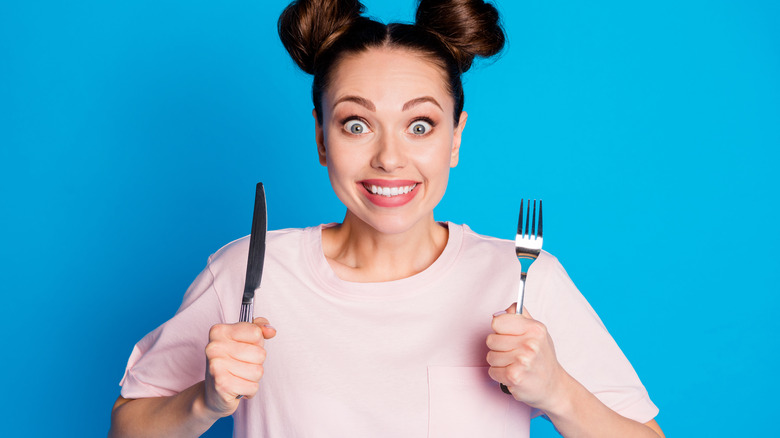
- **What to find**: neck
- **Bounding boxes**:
[322,211,449,282]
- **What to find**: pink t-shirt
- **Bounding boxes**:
[120,223,658,437]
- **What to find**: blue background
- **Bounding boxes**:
[1,0,778,436]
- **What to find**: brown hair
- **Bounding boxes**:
[278,0,506,125]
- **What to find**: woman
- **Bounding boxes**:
[110,1,664,436]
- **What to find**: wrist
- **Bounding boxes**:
[537,367,579,419]
[190,381,224,424]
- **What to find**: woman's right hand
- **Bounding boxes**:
[203,317,276,417]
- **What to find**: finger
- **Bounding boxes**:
[510,303,536,320]
[491,312,535,336]
[487,367,524,403]
[225,343,267,365]
[488,365,512,387]
[211,370,261,400]
[254,317,277,339]
[253,316,270,326]
[227,360,265,383]
[486,333,523,352]
[486,349,521,367]
[208,323,233,342]
[229,322,266,344]
[491,362,530,387]
[498,303,535,319]
[209,322,264,344]
[211,356,265,383]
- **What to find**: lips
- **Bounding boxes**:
[358,179,420,207]
[363,182,417,197]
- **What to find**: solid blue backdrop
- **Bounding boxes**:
[1,0,778,436]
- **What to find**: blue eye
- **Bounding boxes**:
[345,119,369,134]
[408,120,432,135]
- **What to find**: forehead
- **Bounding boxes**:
[325,47,452,109]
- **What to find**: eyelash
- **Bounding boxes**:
[337,115,438,134]
[412,116,436,126]
[340,115,366,125]
[340,115,370,134]
[408,116,436,136]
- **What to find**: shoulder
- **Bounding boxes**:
[454,223,561,267]
[193,226,320,319]
[455,223,515,255]
[206,226,314,266]
[451,222,571,297]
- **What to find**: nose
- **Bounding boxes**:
[370,131,406,173]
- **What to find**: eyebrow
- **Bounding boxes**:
[332,95,443,112]
[333,96,376,111]
[402,96,442,111]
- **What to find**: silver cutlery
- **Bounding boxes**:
[237,182,267,399]
[514,198,543,314]
[240,182,268,323]
[501,199,543,395]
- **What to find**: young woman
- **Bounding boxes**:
[110,1,664,436]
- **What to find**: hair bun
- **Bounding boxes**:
[415,0,505,71]
[278,0,365,74]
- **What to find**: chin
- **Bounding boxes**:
[335,185,445,235]
[354,207,440,236]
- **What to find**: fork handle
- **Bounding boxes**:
[515,272,527,315]
[500,272,528,395]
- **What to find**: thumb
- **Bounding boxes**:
[253,317,277,339]
[504,303,534,319]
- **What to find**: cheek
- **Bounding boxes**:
[424,140,456,175]
[323,144,361,187]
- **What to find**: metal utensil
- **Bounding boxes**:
[240,182,268,323]
[513,199,543,314]
[237,182,267,400]
[501,199,543,395]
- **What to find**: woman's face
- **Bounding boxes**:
[315,47,467,235]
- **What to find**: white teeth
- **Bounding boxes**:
[366,183,417,197]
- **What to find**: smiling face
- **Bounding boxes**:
[315,47,468,235]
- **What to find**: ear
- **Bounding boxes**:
[450,111,468,168]
[313,108,327,166]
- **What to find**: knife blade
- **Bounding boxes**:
[239,182,267,323]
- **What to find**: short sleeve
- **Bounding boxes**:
[119,264,226,398]
[524,252,659,423]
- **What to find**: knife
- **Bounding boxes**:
[239,182,267,323]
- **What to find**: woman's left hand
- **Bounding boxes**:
[486,303,569,411]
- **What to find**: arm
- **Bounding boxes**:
[487,304,664,438]
[537,369,664,437]
[109,318,276,438]
[109,383,219,438]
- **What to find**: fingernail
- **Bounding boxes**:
[262,324,276,330]
[493,310,507,317]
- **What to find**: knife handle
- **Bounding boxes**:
[239,302,253,323]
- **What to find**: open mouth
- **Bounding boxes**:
[361,182,418,197]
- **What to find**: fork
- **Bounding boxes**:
[514,199,543,314]
[500,199,543,395]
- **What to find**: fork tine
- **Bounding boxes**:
[517,199,524,235]
[538,200,543,238]
[531,200,537,238]
[524,200,531,237]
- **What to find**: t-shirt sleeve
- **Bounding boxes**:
[119,263,226,399]
[525,252,659,423]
